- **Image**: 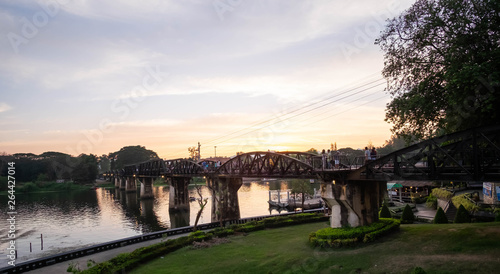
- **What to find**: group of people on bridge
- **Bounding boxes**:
[200,160,222,171]
[364,147,377,162]
[320,149,342,169]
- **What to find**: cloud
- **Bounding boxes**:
[0,102,12,112]
[0,0,415,157]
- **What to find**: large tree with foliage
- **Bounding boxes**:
[376,0,500,140]
[289,179,314,212]
[109,145,159,169]
[71,154,98,184]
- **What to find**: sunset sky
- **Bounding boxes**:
[0,0,415,159]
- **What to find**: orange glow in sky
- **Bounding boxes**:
[0,1,414,159]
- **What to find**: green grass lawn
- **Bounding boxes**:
[131,222,500,274]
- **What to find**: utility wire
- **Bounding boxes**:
[200,81,386,148]
[167,74,387,158]
[203,76,385,145]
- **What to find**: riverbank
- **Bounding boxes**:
[131,222,500,274]
[0,178,92,195]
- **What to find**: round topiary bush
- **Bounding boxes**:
[411,266,427,274]
[454,204,471,223]
[433,207,448,224]
[379,204,392,218]
[401,204,415,224]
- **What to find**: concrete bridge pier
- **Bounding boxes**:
[140,198,154,217]
[321,179,386,228]
[125,191,138,210]
[169,177,191,212]
[126,176,137,192]
[118,177,126,190]
[140,177,154,199]
[208,177,243,223]
[114,177,121,188]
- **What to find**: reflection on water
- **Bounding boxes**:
[0,180,317,264]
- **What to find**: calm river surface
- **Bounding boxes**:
[0,180,319,265]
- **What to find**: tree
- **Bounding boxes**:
[71,154,98,184]
[108,146,158,169]
[290,179,314,212]
[192,182,208,232]
[379,203,392,218]
[188,147,200,161]
[306,148,318,155]
[454,204,471,223]
[377,135,412,155]
[433,207,449,224]
[376,0,500,140]
[401,204,415,224]
[98,155,110,173]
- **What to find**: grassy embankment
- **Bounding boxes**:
[131,222,500,274]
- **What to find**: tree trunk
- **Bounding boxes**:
[193,209,203,231]
[301,191,305,212]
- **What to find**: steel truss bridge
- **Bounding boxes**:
[108,125,500,182]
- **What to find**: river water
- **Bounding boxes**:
[0,180,319,266]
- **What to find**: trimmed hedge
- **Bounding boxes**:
[452,194,481,212]
[454,204,471,223]
[431,188,453,200]
[379,204,392,218]
[401,204,415,224]
[80,213,328,273]
[433,207,448,224]
[309,218,400,248]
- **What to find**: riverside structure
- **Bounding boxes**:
[105,125,500,228]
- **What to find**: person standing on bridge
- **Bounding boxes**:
[370,148,377,160]
[321,149,327,169]
[327,149,332,169]
[334,150,340,169]
[364,147,370,163]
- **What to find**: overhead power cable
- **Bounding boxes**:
[167,73,387,158]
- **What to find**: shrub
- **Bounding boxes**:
[452,194,481,212]
[234,221,265,233]
[379,204,392,218]
[289,213,326,223]
[19,182,39,193]
[425,194,437,209]
[188,231,212,242]
[433,207,448,224]
[454,204,471,223]
[211,228,234,238]
[401,204,415,224]
[431,188,453,200]
[309,218,400,247]
[411,266,427,274]
[261,216,290,228]
[412,196,426,204]
[363,219,400,243]
[0,177,8,191]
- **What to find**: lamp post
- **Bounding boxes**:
[214,146,217,158]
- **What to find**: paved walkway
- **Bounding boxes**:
[25,233,189,273]
[414,203,437,221]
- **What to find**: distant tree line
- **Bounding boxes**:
[0,145,159,184]
[0,152,98,184]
